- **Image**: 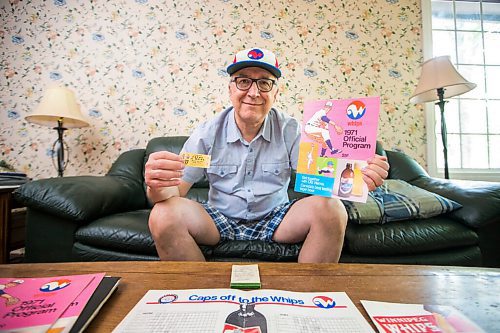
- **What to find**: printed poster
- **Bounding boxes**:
[361,300,485,333]
[113,289,375,332]
[295,97,380,203]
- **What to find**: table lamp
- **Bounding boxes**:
[26,86,89,177]
[410,56,476,179]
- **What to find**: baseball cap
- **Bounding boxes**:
[227,48,281,78]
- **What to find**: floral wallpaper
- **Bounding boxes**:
[1,0,424,179]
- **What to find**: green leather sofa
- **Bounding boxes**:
[14,136,500,267]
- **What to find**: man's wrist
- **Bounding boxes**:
[147,186,180,204]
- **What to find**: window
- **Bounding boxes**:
[426,0,500,180]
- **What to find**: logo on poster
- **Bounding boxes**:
[159,294,178,304]
[312,296,336,309]
[346,101,366,120]
[40,279,71,292]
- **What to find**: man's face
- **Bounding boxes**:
[229,67,279,127]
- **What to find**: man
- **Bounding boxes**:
[304,100,344,157]
[145,47,389,263]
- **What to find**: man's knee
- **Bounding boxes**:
[310,197,347,230]
[148,197,188,238]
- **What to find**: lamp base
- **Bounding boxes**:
[436,88,449,180]
[52,119,69,177]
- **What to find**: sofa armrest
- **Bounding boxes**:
[386,150,429,182]
[410,176,500,229]
[14,175,148,222]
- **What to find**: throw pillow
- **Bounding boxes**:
[343,179,462,224]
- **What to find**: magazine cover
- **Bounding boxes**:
[295,97,380,203]
[113,289,375,332]
[0,273,103,333]
[361,300,485,333]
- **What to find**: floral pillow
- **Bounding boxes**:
[343,179,462,224]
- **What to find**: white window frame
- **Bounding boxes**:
[421,0,500,181]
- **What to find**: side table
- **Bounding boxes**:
[0,185,26,264]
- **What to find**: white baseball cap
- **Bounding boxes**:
[227,48,281,78]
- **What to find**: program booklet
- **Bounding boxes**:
[294,96,380,203]
[69,276,121,333]
[113,289,375,332]
[361,300,485,333]
[0,273,105,333]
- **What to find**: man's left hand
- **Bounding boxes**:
[362,154,389,191]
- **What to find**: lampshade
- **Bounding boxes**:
[410,56,476,104]
[26,86,89,128]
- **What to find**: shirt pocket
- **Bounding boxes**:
[207,164,239,193]
[254,162,291,195]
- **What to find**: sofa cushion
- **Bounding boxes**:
[345,216,478,256]
[75,209,302,261]
[75,210,155,255]
[210,240,300,261]
[343,179,462,224]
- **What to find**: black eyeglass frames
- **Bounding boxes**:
[231,77,276,92]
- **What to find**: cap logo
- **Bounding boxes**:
[247,48,264,60]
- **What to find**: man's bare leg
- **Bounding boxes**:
[272,196,347,263]
[148,197,220,261]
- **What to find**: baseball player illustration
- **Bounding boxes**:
[0,279,24,306]
[307,145,314,171]
[304,101,344,157]
[317,160,336,176]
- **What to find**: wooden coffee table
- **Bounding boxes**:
[1,262,498,332]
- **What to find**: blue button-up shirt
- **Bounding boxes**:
[181,106,300,220]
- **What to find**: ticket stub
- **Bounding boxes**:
[230,264,261,289]
[181,152,211,168]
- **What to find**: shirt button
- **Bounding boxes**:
[220,171,224,175]
[247,171,251,175]
[249,148,253,152]
[274,169,279,173]
[247,189,251,192]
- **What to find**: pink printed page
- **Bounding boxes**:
[49,273,105,333]
[295,97,380,203]
[361,300,485,333]
[302,97,380,160]
[0,273,102,332]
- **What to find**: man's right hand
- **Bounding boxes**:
[145,151,185,189]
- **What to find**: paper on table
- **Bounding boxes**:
[361,300,485,333]
[113,289,375,333]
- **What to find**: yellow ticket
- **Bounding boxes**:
[181,152,211,168]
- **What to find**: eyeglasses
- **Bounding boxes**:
[231,77,276,92]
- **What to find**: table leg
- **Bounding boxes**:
[0,189,12,264]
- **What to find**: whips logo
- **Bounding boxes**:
[312,296,336,309]
[346,100,367,120]
[39,279,71,292]
[158,294,178,304]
